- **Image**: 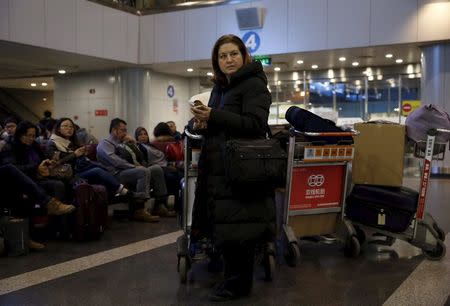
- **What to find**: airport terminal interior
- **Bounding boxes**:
[0,0,450,305]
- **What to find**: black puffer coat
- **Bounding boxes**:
[192,61,275,245]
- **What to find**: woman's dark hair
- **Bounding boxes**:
[53,117,78,145]
[14,121,38,144]
[153,122,172,138]
[211,34,252,87]
[135,127,150,144]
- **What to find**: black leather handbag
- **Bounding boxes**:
[224,138,287,187]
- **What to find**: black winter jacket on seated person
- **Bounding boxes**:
[192,61,275,245]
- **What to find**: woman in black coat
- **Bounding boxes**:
[191,34,275,301]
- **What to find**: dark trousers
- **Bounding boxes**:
[0,164,51,209]
[78,167,120,199]
[222,240,256,295]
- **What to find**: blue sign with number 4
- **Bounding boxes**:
[242,31,260,54]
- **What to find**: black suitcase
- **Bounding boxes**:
[345,184,419,232]
[285,106,353,144]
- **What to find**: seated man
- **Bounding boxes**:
[96,118,159,223]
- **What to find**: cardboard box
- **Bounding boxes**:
[352,122,405,187]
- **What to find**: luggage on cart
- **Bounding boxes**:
[345,185,418,233]
[285,106,353,144]
[73,183,108,240]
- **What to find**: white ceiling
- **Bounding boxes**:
[0,40,423,91]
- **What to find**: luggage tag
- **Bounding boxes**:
[377,209,386,226]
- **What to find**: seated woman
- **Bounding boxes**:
[0,163,75,250]
[47,118,133,202]
[0,121,69,203]
[135,127,183,211]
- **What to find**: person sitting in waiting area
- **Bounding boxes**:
[119,134,176,217]
[0,163,75,250]
[166,121,182,141]
[0,121,69,203]
[135,127,183,212]
[47,118,134,202]
[96,118,159,223]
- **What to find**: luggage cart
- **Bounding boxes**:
[281,128,357,266]
[176,129,204,283]
[342,128,448,260]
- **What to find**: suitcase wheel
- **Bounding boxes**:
[264,253,276,282]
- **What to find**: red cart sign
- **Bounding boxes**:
[289,165,345,211]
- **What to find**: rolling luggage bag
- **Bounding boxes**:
[285,106,353,144]
[73,183,108,240]
[345,184,418,232]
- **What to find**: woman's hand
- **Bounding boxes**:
[191,105,212,122]
[74,146,86,157]
[38,160,51,177]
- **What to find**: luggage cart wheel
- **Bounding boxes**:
[178,256,189,284]
[344,236,360,258]
[423,240,446,261]
[285,242,300,267]
[433,223,446,241]
[354,226,366,245]
[264,254,276,281]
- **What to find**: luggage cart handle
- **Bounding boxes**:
[435,128,450,135]
[184,129,203,140]
[290,128,359,137]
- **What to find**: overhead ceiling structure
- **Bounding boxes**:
[0,38,423,91]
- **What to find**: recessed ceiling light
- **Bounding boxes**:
[30,83,37,87]
[206,72,213,76]
[43,98,47,101]
[311,64,318,69]
[377,75,383,80]
[396,59,403,64]
[355,80,361,85]
[368,75,374,81]
[274,67,281,72]
[277,80,282,85]
[296,60,304,64]
[187,68,194,72]
[385,54,393,58]
[338,57,346,62]
[408,74,415,78]
[41,82,48,86]
[352,62,359,66]
[58,69,66,74]
[330,78,336,83]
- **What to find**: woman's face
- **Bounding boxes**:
[20,128,36,146]
[137,130,149,143]
[218,42,244,77]
[59,120,74,138]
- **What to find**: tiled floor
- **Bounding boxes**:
[0,176,449,305]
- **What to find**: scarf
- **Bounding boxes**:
[50,134,73,153]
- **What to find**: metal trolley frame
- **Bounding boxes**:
[341,128,448,260]
[281,129,357,266]
[177,129,203,283]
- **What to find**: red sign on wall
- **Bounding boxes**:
[289,165,345,211]
[95,109,108,116]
